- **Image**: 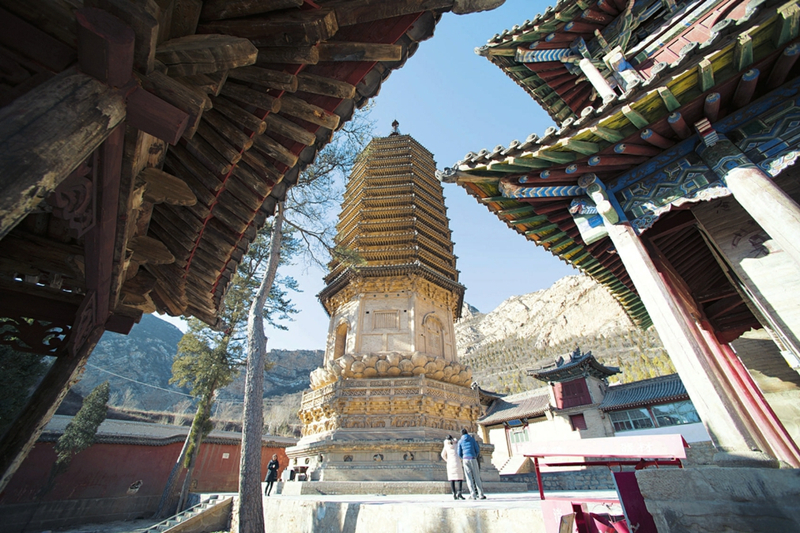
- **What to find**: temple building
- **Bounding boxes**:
[438,0,800,528]
[0,0,504,490]
[286,127,490,482]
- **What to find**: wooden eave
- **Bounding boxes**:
[449,0,800,330]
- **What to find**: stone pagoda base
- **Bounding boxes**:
[286,375,498,483]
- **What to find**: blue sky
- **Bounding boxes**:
[161,0,576,348]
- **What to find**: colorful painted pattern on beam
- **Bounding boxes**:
[517,48,573,63]
[500,182,584,199]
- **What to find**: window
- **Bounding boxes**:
[373,310,399,329]
[609,408,654,432]
[554,378,592,408]
[570,414,587,431]
[652,401,700,427]
[509,425,529,444]
[333,322,348,360]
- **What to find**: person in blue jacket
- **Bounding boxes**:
[457,428,486,500]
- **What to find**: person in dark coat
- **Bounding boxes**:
[264,454,279,496]
[457,428,486,500]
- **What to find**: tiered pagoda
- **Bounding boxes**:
[286,126,491,482]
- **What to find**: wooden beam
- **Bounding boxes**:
[212,95,267,134]
[178,70,228,96]
[332,0,452,26]
[85,0,160,74]
[296,72,355,99]
[317,42,402,62]
[197,9,338,46]
[202,108,254,151]
[130,235,175,265]
[157,34,258,76]
[200,0,303,21]
[76,7,134,87]
[279,95,340,129]
[257,46,318,65]
[137,71,212,139]
[0,71,125,239]
[126,85,189,145]
[169,0,202,40]
[220,81,281,113]
[264,114,316,145]
[252,133,299,167]
[228,65,297,92]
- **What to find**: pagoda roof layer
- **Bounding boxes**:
[528,348,620,382]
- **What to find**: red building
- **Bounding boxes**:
[0,415,296,532]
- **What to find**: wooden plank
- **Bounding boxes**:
[85,0,160,74]
[197,9,338,46]
[279,95,340,129]
[157,34,257,76]
[296,72,355,99]
[126,85,189,145]
[76,7,134,87]
[137,71,212,140]
[257,46,319,65]
[0,70,125,240]
[0,7,76,73]
[228,65,297,92]
[317,42,402,62]
[200,0,303,21]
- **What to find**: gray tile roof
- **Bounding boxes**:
[479,388,551,426]
[40,415,297,447]
[599,374,689,412]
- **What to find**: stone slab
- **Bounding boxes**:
[277,480,529,496]
[261,492,573,533]
[636,467,800,533]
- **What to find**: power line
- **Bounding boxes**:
[86,363,195,398]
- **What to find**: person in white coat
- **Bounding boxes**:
[441,435,465,500]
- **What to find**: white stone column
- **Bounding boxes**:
[697,136,800,269]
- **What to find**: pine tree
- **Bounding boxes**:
[54,381,110,469]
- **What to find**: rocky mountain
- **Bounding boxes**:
[456,274,674,394]
[74,314,322,413]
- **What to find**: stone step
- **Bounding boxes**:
[278,480,530,496]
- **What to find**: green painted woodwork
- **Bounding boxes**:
[479,196,513,203]
[657,86,681,112]
[775,1,800,46]
[508,157,552,169]
[539,232,567,244]
[506,65,532,72]
[621,105,649,128]
[590,127,625,142]
[564,139,600,155]
[734,34,753,71]
[516,216,552,227]
[487,162,541,173]
[498,206,537,217]
[698,59,714,92]
[524,222,559,233]
[534,150,575,163]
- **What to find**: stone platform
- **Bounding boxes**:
[261,490,617,533]
[277,480,529,496]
